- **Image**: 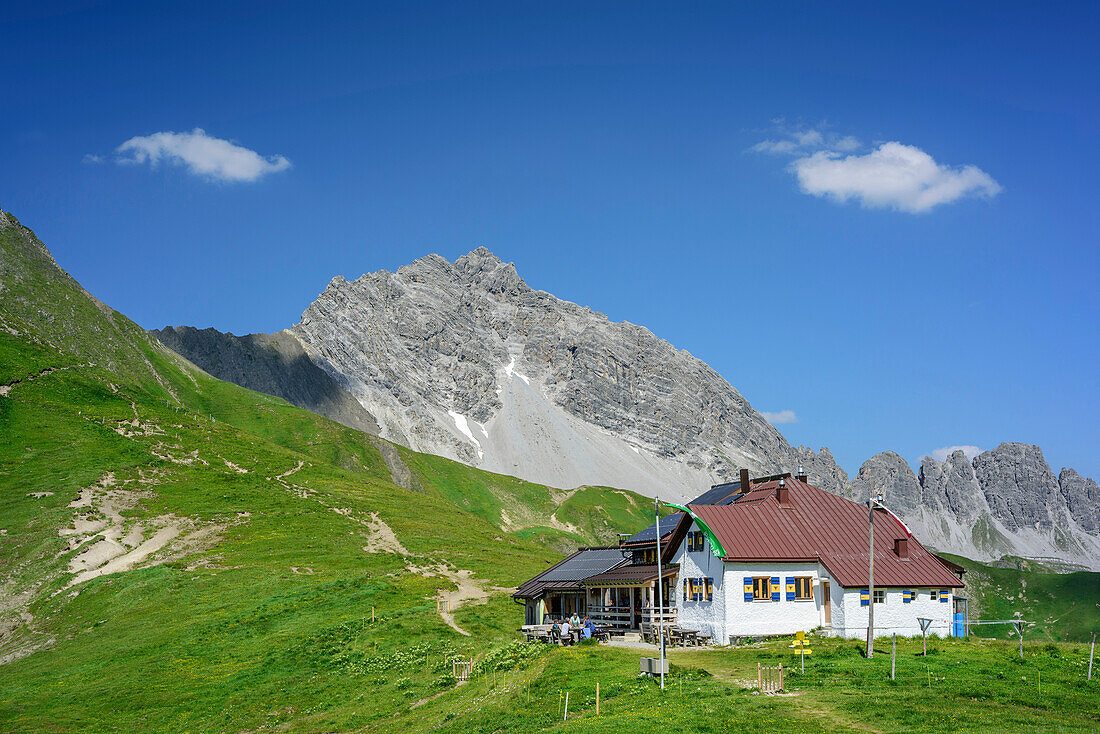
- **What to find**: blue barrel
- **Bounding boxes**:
[953,612,965,637]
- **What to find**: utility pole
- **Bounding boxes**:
[654,497,665,690]
[866,487,880,659]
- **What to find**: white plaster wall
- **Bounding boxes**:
[834,587,955,639]
[671,524,726,642]
[829,578,847,632]
[721,561,831,641]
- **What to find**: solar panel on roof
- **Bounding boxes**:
[537,548,624,582]
[690,483,741,505]
[625,512,685,544]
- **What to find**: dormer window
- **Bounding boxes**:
[686,531,705,553]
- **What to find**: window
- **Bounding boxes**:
[683,577,714,602]
[686,531,705,553]
[752,577,771,601]
[930,590,938,601]
[794,577,813,600]
[633,548,657,565]
[873,589,886,604]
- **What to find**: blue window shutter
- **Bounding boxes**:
[903,589,912,604]
[860,589,869,606]
[683,579,687,602]
[743,576,753,602]
[785,576,795,601]
[770,576,780,602]
[940,589,950,602]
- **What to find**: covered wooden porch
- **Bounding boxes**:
[582,564,679,630]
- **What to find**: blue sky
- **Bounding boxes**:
[2,1,1097,480]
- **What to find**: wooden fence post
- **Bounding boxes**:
[596,682,600,715]
[891,634,896,681]
[758,662,762,691]
[779,663,784,692]
[1088,634,1095,682]
[563,691,569,721]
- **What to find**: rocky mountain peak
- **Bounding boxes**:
[281,242,849,499]
[453,247,528,296]
[1058,467,1100,533]
[851,451,921,514]
[973,442,1063,532]
[455,245,503,268]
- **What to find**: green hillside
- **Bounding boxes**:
[940,553,1100,642]
[1,211,1097,733]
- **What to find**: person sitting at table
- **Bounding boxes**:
[569,611,582,628]
[581,616,593,640]
[559,618,572,644]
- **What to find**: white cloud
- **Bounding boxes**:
[750,126,859,156]
[832,135,862,153]
[761,410,799,425]
[751,138,799,155]
[115,128,291,182]
[82,153,103,164]
[929,445,981,462]
[791,142,1001,213]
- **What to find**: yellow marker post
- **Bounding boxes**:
[790,631,812,673]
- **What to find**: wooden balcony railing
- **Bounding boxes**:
[586,605,677,629]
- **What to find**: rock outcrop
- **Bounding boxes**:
[1059,468,1100,534]
[973,442,1064,533]
[850,451,922,515]
[920,450,987,519]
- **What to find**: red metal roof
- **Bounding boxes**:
[689,478,963,588]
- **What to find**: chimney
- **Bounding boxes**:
[796,462,808,483]
[739,468,751,493]
[775,478,789,505]
[894,537,909,559]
